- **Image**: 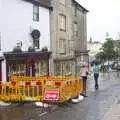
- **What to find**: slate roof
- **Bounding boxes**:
[73,0,89,12]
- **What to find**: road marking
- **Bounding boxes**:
[38,106,58,117]
[51,106,57,111]
[38,112,48,117]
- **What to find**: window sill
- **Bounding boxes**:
[33,19,39,22]
[60,29,66,32]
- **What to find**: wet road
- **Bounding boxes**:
[0,103,57,120]
[0,72,120,120]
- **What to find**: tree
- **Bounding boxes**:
[102,38,116,60]
[96,38,116,62]
[114,40,120,60]
[96,52,106,61]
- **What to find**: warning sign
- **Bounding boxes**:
[44,89,59,101]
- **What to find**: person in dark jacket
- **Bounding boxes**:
[93,63,100,90]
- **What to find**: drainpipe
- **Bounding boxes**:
[74,50,77,77]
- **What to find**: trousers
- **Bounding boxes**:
[82,76,87,94]
[94,73,99,87]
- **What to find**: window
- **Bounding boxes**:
[55,63,60,75]
[60,62,65,75]
[66,63,70,73]
[59,39,66,54]
[33,4,39,21]
[74,22,78,36]
[74,5,77,16]
[33,38,39,49]
[68,40,74,53]
[59,14,66,31]
[35,61,47,76]
[8,63,26,77]
[60,0,66,6]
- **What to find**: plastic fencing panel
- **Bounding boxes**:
[0,76,83,103]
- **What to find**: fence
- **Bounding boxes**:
[0,76,83,103]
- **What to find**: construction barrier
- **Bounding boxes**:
[0,76,83,103]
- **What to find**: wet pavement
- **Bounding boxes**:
[0,72,120,120]
[0,103,57,120]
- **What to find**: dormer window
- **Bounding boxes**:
[33,4,39,21]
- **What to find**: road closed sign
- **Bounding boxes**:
[44,89,59,101]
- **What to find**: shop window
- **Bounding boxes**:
[35,61,47,76]
[8,63,26,77]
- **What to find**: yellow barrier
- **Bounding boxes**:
[0,76,83,103]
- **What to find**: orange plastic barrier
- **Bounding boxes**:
[0,76,83,103]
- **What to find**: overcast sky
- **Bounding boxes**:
[77,0,120,42]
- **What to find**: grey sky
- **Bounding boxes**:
[77,0,120,42]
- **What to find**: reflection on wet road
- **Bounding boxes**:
[0,103,56,120]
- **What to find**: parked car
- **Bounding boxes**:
[112,62,120,70]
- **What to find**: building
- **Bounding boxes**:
[50,0,89,75]
[0,0,52,81]
[0,0,89,77]
[87,38,102,61]
[0,0,52,52]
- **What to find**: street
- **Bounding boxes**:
[0,72,120,120]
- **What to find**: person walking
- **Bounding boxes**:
[80,63,90,97]
[93,63,100,90]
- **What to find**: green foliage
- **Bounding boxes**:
[114,40,120,57]
[28,46,35,52]
[96,52,106,61]
[41,46,48,52]
[13,46,22,53]
[96,38,120,61]
[102,38,116,60]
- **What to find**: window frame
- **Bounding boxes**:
[59,14,66,31]
[33,3,39,21]
[33,38,40,49]
[58,39,66,54]
[55,63,61,75]
[68,40,74,53]
[74,4,78,16]
[74,22,78,36]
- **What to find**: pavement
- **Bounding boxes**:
[103,102,120,120]
[103,94,120,120]
[40,72,120,120]
[0,71,120,120]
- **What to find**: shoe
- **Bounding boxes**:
[83,94,88,97]
[80,93,88,97]
[95,84,99,90]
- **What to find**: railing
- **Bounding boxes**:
[0,76,83,103]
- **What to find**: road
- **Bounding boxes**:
[0,72,120,120]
